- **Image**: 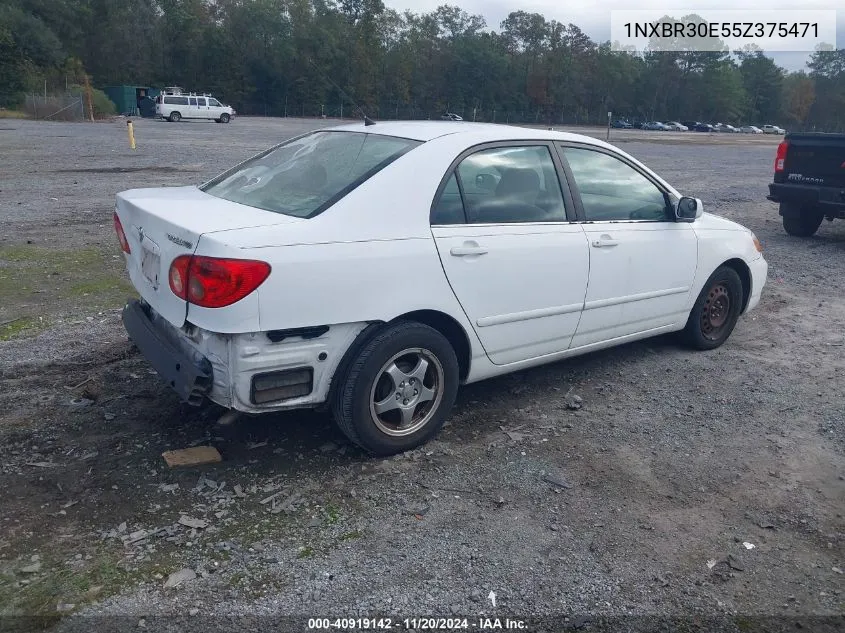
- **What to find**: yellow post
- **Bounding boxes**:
[127,120,136,150]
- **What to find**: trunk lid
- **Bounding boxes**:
[781,133,845,188]
[116,186,302,327]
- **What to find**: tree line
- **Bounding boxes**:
[2,0,844,130]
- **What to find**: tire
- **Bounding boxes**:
[682,266,744,350]
[220,113,230,123]
[169,111,182,123]
[782,206,824,237]
[332,321,459,456]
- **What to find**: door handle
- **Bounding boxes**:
[450,246,489,256]
[591,237,619,248]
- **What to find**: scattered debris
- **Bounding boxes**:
[832,566,843,575]
[411,505,430,519]
[270,492,303,514]
[247,440,268,450]
[319,441,339,453]
[743,542,756,550]
[727,554,745,571]
[189,608,200,616]
[158,483,179,493]
[68,397,94,408]
[233,484,246,498]
[27,462,56,468]
[162,446,222,468]
[60,500,78,509]
[64,376,93,391]
[706,559,718,570]
[504,430,527,441]
[56,603,75,612]
[565,395,583,410]
[260,491,284,505]
[543,473,573,489]
[178,516,208,530]
[164,568,196,588]
[20,562,42,574]
[757,518,776,529]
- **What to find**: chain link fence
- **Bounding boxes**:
[234,101,601,126]
[23,94,86,121]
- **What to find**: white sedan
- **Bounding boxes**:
[664,121,689,131]
[114,121,768,455]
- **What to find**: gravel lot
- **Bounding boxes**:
[0,117,842,633]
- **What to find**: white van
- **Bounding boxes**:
[155,91,235,123]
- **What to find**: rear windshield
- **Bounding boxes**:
[200,131,421,218]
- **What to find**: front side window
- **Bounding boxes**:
[208,98,221,107]
[451,145,567,224]
[562,147,669,222]
[202,131,420,218]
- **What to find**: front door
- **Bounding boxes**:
[559,145,698,348]
[431,144,590,365]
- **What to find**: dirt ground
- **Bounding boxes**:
[0,117,842,633]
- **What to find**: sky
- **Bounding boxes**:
[382,0,843,71]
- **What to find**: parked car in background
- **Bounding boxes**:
[156,90,234,123]
[681,121,700,129]
[641,121,668,131]
[693,123,716,132]
[441,112,463,121]
[767,131,845,236]
[714,123,739,133]
[612,120,633,128]
[114,120,768,455]
[664,121,689,131]
[740,126,763,134]
[762,125,785,134]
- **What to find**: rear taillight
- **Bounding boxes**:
[114,212,131,254]
[169,255,271,308]
[774,140,788,172]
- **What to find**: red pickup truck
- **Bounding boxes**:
[767,132,845,236]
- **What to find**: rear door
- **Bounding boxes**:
[430,142,590,365]
[558,144,698,347]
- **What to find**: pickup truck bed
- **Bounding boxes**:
[767,132,845,236]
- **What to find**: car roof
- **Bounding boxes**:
[324,120,613,147]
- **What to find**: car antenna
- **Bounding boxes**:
[306,57,375,126]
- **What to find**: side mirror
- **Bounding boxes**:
[676,196,702,222]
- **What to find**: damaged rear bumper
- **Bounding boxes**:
[122,300,213,405]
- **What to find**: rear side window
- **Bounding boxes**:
[201,131,420,218]
[431,174,465,224]
[196,98,206,106]
[432,145,567,224]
